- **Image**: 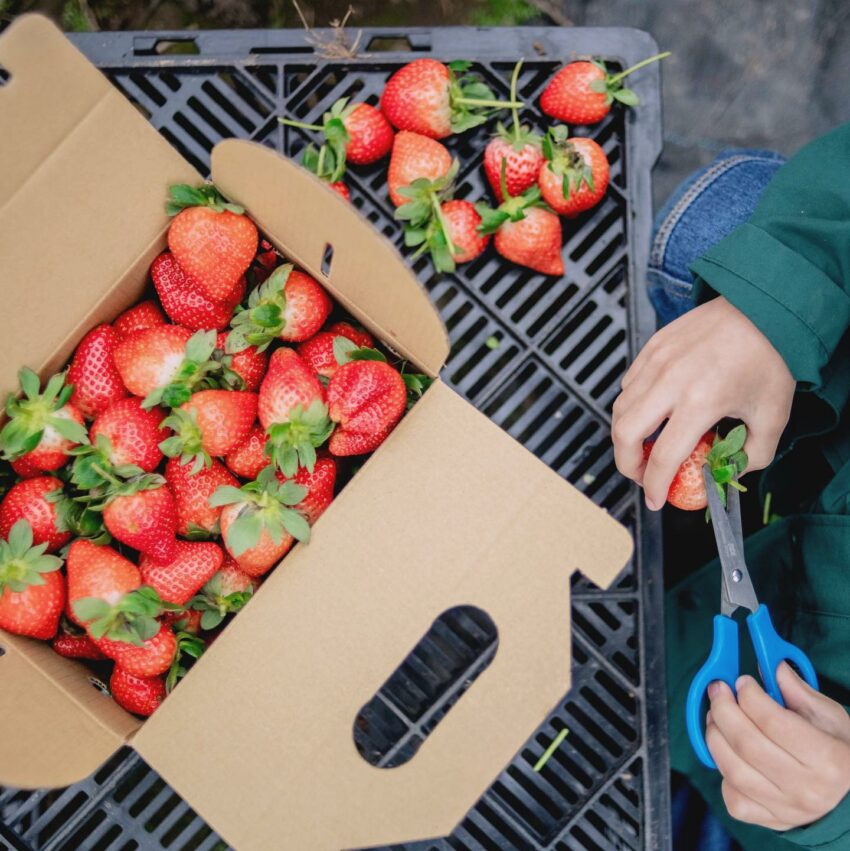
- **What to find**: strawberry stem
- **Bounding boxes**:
[430,194,457,258]
[509,59,523,144]
[278,117,323,132]
[454,96,524,109]
[607,51,671,84]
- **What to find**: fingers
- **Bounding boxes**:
[721,780,794,831]
[777,663,850,741]
[611,388,670,486]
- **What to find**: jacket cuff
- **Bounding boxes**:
[780,792,850,848]
[690,223,850,390]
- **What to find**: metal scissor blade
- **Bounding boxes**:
[703,465,759,616]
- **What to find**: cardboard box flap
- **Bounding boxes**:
[134,382,632,850]
[0,14,199,397]
[211,140,451,378]
[0,632,139,789]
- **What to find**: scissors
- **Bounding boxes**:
[686,465,820,769]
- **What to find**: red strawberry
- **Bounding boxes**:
[227,266,332,353]
[66,539,141,624]
[327,360,407,456]
[113,300,166,339]
[162,607,203,635]
[344,103,395,164]
[71,398,166,490]
[97,623,177,678]
[0,369,88,474]
[212,468,311,576]
[189,556,257,629]
[114,327,222,408]
[297,323,375,380]
[215,333,267,393]
[101,479,178,564]
[110,667,166,717]
[388,131,452,207]
[151,251,238,331]
[11,455,43,479]
[255,240,279,278]
[329,182,350,202]
[277,455,337,524]
[440,200,490,263]
[0,476,69,553]
[540,53,669,125]
[484,124,544,202]
[381,59,518,139]
[224,425,268,480]
[165,456,239,537]
[0,519,65,639]
[52,631,106,660]
[539,129,610,217]
[140,541,224,606]
[67,325,129,418]
[258,348,332,476]
[166,184,258,303]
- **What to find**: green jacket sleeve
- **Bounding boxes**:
[779,794,850,849]
[691,123,850,413]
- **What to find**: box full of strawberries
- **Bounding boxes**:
[0,14,653,851]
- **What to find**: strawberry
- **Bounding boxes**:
[477,185,564,276]
[114,327,223,408]
[71,397,166,490]
[327,360,407,456]
[110,667,166,717]
[162,607,203,635]
[484,126,544,202]
[277,455,337,524]
[388,131,452,208]
[0,520,64,639]
[151,251,239,331]
[329,181,350,202]
[539,127,610,217]
[441,200,490,262]
[140,541,224,606]
[297,323,375,380]
[227,265,332,352]
[258,348,333,476]
[642,425,748,511]
[381,59,521,139]
[67,325,129,418]
[99,476,179,564]
[224,425,268,481]
[165,456,239,537]
[160,390,258,470]
[97,623,177,678]
[52,631,106,660]
[166,184,258,303]
[0,476,70,553]
[540,52,670,125]
[215,333,267,393]
[254,240,279,279]
[0,369,88,474]
[113,300,166,339]
[190,557,256,629]
[66,540,141,625]
[211,467,311,576]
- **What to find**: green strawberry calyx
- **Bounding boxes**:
[142,331,224,410]
[447,59,525,134]
[226,264,293,354]
[265,398,334,477]
[395,160,461,274]
[159,408,212,474]
[209,466,312,556]
[476,161,550,235]
[0,519,63,594]
[83,472,167,512]
[166,183,245,217]
[0,368,89,462]
[69,433,146,491]
[190,570,255,630]
[46,485,111,548]
[72,585,177,647]
[280,97,354,184]
[165,631,206,693]
[587,51,671,108]
[542,125,594,200]
[705,424,749,510]
[332,337,387,366]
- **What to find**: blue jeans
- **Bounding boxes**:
[648,149,786,326]
[651,149,785,851]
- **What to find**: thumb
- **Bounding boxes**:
[777,662,849,738]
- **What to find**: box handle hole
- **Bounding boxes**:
[134,37,200,56]
[353,605,498,768]
[0,65,11,87]
[89,675,110,696]
[321,243,334,278]
[366,36,417,52]
[0,645,5,657]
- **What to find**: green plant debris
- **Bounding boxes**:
[485,335,501,350]
[533,727,568,771]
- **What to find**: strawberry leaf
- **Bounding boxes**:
[611,86,639,106]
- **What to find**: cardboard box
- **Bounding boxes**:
[0,15,634,850]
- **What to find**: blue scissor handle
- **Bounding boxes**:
[747,604,819,705]
[686,615,740,769]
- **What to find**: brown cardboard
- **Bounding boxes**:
[0,15,635,850]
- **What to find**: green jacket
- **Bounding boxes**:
[667,122,850,850]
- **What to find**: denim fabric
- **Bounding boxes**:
[648,149,786,325]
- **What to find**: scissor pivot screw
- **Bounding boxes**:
[731,569,742,583]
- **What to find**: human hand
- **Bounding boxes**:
[706,663,850,830]
[612,296,795,509]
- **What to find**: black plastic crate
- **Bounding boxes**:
[0,23,668,851]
